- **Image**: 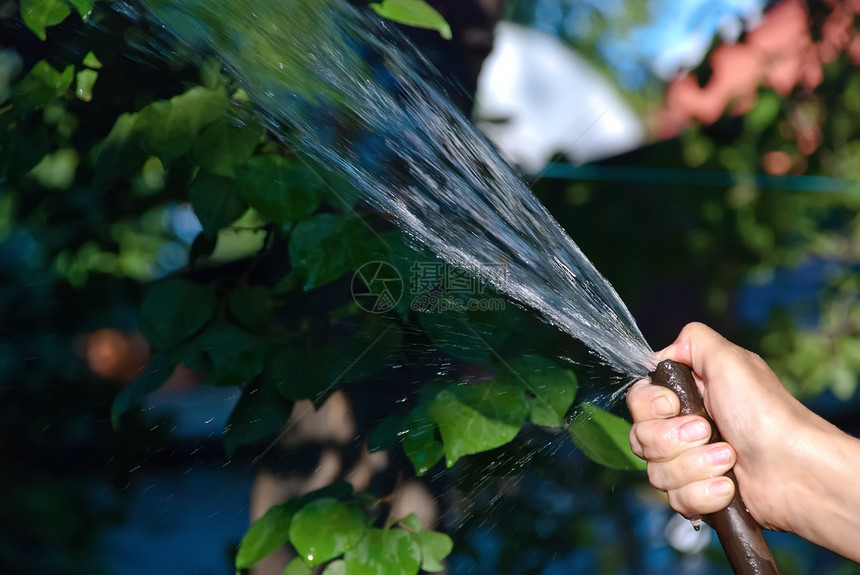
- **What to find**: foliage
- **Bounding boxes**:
[235,482,452,574]
[370,0,452,40]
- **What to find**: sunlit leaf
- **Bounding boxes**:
[75,68,97,102]
[411,530,452,572]
[111,352,176,428]
[20,0,71,41]
[136,87,228,163]
[99,87,228,170]
[189,172,248,235]
[342,528,421,575]
[401,405,443,476]
[223,379,293,457]
[235,499,302,569]
[27,148,78,190]
[370,0,452,40]
[236,155,323,224]
[321,560,347,575]
[429,380,529,466]
[497,355,577,428]
[139,278,218,351]
[191,111,263,177]
[289,498,368,567]
[67,0,96,20]
[282,557,313,575]
[11,61,74,114]
[82,50,102,69]
[568,404,645,471]
[397,513,421,533]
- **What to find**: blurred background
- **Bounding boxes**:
[2,0,860,573]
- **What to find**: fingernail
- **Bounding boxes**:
[680,420,708,442]
[708,478,733,498]
[650,395,673,416]
[707,446,732,466]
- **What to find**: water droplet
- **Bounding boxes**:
[307,554,314,562]
[204,417,214,424]
[396,429,409,436]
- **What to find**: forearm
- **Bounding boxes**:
[789,423,860,561]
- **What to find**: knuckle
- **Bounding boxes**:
[646,463,668,491]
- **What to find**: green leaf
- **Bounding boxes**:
[369,414,406,452]
[137,86,228,163]
[370,0,452,40]
[401,406,443,476]
[568,404,645,471]
[75,68,98,102]
[67,0,96,19]
[20,0,72,40]
[288,498,368,567]
[139,279,218,351]
[745,92,781,134]
[397,513,422,533]
[111,352,176,428]
[342,528,421,575]
[82,51,102,69]
[223,380,293,457]
[497,355,577,427]
[236,155,323,225]
[265,346,330,403]
[303,481,354,503]
[235,499,302,569]
[327,317,403,384]
[282,557,313,575]
[100,86,228,168]
[11,61,74,114]
[227,283,274,332]
[95,113,147,182]
[191,110,262,176]
[194,324,266,387]
[418,309,493,364]
[289,214,370,289]
[411,530,452,572]
[429,380,529,466]
[189,172,248,235]
[321,560,347,575]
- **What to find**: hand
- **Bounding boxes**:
[627,322,860,561]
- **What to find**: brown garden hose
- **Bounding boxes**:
[649,360,780,575]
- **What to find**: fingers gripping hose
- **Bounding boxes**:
[649,360,780,575]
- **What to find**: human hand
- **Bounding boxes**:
[627,323,860,560]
